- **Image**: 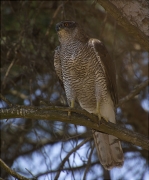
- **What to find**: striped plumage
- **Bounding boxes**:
[54,21,124,170]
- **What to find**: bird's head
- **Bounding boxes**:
[55,21,88,43]
[55,21,77,32]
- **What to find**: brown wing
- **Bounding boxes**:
[91,39,118,105]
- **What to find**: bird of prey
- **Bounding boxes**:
[54,20,124,170]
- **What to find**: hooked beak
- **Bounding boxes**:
[55,23,62,32]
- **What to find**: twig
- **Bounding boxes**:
[29,79,32,105]
[83,144,94,180]
[2,58,16,87]
[0,94,13,107]
[54,138,91,180]
[25,168,37,180]
[0,159,30,180]
[117,79,149,107]
[36,161,99,178]
[45,3,63,36]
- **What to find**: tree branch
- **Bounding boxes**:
[97,0,149,51]
[0,105,149,150]
[0,93,13,107]
[83,143,94,180]
[117,79,149,107]
[0,159,31,180]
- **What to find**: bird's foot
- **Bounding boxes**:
[68,99,75,117]
[96,101,109,122]
[102,116,109,122]
[96,101,102,122]
[98,113,101,121]
[68,109,72,117]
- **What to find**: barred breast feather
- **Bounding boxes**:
[54,21,123,170]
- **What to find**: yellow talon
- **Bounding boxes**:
[68,99,75,117]
[96,101,109,122]
[103,116,109,122]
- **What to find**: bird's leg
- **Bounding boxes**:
[96,101,101,120]
[68,99,75,117]
[96,101,108,122]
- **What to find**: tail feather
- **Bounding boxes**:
[109,135,123,164]
[92,93,123,169]
[93,131,124,170]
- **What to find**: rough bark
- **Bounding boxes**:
[0,105,149,150]
[97,0,149,50]
[110,0,149,37]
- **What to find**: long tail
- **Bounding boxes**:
[93,131,124,170]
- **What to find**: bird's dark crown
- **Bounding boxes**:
[55,21,77,32]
